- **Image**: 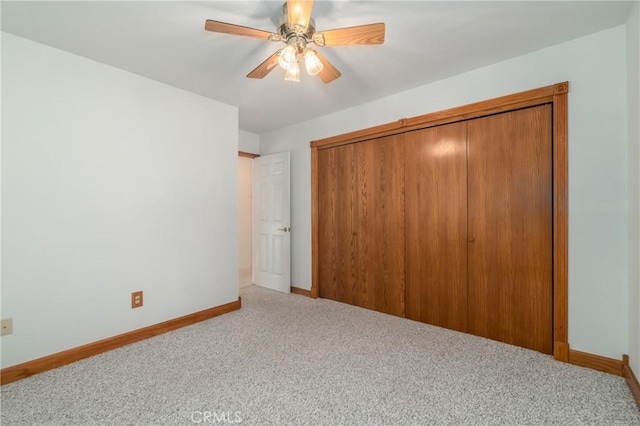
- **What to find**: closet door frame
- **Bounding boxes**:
[310,82,569,363]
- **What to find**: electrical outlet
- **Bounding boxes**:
[131,291,143,309]
[1,318,13,336]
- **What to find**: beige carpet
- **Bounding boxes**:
[2,285,639,425]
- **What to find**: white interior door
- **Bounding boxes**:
[252,152,291,293]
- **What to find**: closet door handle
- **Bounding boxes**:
[469,237,475,243]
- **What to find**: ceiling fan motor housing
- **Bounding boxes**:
[278,3,316,45]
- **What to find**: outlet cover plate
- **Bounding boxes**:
[131,291,143,309]
[1,318,13,336]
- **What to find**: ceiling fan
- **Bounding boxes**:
[204,0,385,84]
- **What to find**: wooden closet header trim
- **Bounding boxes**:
[310,82,568,150]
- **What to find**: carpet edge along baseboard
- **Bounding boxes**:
[0,298,241,385]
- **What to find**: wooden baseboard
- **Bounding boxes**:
[290,286,312,297]
[569,349,623,376]
[623,355,640,407]
[0,298,241,385]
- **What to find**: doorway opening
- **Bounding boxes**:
[238,151,259,288]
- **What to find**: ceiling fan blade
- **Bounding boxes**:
[247,51,281,79]
[205,20,275,40]
[314,23,385,46]
[287,0,315,32]
[315,51,341,84]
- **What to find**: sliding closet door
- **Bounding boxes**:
[405,123,468,332]
[467,105,553,354]
[356,135,405,316]
[318,144,358,304]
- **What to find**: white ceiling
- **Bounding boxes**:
[1,1,634,133]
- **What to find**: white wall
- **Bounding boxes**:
[238,130,259,154]
[1,33,239,368]
[627,2,640,375]
[238,156,253,288]
[260,26,629,359]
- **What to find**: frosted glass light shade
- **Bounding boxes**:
[304,50,323,76]
[278,45,297,70]
[284,60,300,82]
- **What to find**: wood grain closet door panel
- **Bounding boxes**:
[467,105,553,354]
[404,122,468,332]
[356,136,405,316]
[318,145,358,304]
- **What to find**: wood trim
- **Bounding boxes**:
[310,82,569,360]
[569,349,623,376]
[553,85,569,361]
[310,146,320,299]
[311,82,565,150]
[238,151,260,158]
[554,341,570,363]
[0,298,241,385]
[623,355,640,407]
[291,287,312,297]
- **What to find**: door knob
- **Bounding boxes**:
[469,237,475,243]
[278,227,291,232]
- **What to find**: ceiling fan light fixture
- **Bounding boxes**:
[303,49,323,76]
[278,45,297,70]
[284,59,301,82]
[205,1,385,84]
